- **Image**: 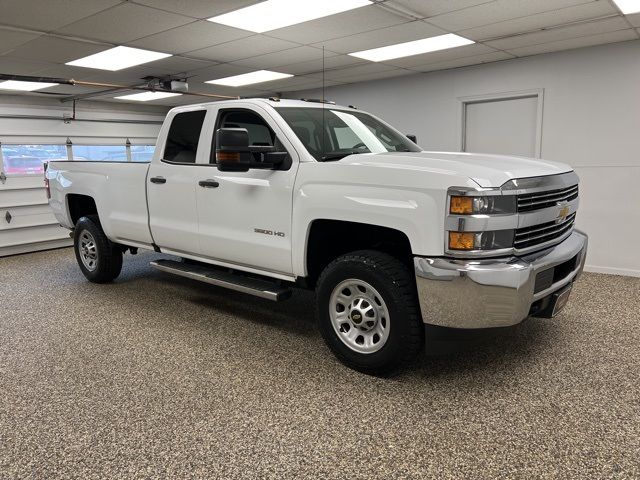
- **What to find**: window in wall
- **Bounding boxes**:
[130,145,155,162]
[1,144,67,175]
[163,110,206,163]
[72,145,127,161]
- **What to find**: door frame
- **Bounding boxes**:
[457,88,545,158]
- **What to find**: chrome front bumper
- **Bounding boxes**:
[414,230,588,329]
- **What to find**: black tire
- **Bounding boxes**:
[316,250,424,375]
[73,215,123,283]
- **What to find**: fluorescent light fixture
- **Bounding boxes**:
[0,80,58,91]
[612,0,640,13]
[67,46,172,71]
[206,70,293,87]
[349,34,475,62]
[114,91,182,101]
[208,0,371,33]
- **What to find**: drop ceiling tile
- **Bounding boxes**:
[0,0,121,31]
[0,55,56,75]
[187,35,298,62]
[6,36,112,63]
[461,1,619,41]
[231,46,338,70]
[248,75,325,91]
[124,56,215,77]
[265,5,408,44]
[278,55,366,75]
[37,84,100,95]
[195,82,265,98]
[321,63,402,81]
[390,0,495,18]
[267,79,346,92]
[185,63,255,83]
[381,43,496,68]
[507,28,637,56]
[313,21,448,54]
[0,28,43,55]
[411,51,515,72]
[627,13,640,27]
[128,20,252,54]
[132,0,263,19]
[334,68,415,84]
[426,0,594,32]
[486,17,629,50]
[54,3,193,44]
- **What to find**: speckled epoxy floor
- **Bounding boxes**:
[1,248,639,479]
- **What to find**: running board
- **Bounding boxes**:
[150,259,292,301]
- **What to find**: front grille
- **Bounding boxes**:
[517,184,578,212]
[514,212,576,250]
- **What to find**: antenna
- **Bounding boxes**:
[322,46,326,157]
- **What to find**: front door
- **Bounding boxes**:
[195,105,298,276]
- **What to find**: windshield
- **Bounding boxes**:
[276,107,421,161]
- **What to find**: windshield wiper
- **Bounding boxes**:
[321,150,366,161]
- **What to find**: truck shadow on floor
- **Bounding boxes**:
[142,265,562,377]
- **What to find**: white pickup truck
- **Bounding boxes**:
[46,98,587,374]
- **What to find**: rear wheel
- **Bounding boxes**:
[316,250,423,375]
[74,215,122,283]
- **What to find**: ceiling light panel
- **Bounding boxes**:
[115,92,182,101]
[0,80,59,91]
[208,0,371,33]
[612,0,640,14]
[67,46,172,71]
[349,34,475,62]
[206,70,293,87]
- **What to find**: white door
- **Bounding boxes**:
[147,109,207,255]
[195,105,298,276]
[464,95,540,157]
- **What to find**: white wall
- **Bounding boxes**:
[292,40,640,277]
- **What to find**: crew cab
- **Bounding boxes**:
[46,98,588,374]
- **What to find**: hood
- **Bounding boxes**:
[340,151,573,188]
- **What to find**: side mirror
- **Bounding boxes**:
[215,128,288,171]
[406,134,417,144]
[215,128,252,172]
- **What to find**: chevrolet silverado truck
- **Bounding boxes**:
[46,98,588,374]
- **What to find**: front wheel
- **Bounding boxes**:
[316,250,424,375]
[74,215,123,283]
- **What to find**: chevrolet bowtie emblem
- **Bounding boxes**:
[556,204,570,223]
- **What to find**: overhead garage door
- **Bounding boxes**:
[0,145,71,256]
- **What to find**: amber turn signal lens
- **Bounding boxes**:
[449,232,476,250]
[217,151,240,162]
[450,196,473,214]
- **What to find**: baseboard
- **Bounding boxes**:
[584,264,640,278]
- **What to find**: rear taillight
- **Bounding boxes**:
[44,162,51,199]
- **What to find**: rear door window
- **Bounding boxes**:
[163,110,206,163]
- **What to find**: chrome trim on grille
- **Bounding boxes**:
[514,213,576,249]
[518,185,578,212]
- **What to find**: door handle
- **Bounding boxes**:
[150,176,166,184]
[199,179,220,188]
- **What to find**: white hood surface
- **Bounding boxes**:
[340,151,573,188]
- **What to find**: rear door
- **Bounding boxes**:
[147,108,208,255]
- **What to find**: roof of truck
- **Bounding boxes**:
[171,97,354,111]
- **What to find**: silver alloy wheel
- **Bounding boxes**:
[78,230,98,271]
[329,279,390,354]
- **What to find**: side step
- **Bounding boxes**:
[150,259,292,301]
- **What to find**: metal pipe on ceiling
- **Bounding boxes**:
[0,113,163,125]
[0,73,239,101]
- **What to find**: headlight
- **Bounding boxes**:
[448,230,514,251]
[449,195,516,215]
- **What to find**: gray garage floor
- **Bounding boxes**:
[1,248,639,479]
